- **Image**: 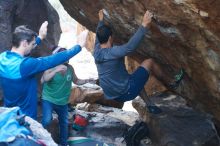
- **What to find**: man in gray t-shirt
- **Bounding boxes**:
[93,9,184,113]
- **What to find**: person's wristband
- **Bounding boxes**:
[32,36,41,49]
[35,36,41,45]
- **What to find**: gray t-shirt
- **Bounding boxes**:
[93,21,148,99]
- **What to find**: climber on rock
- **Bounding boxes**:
[93,9,184,114]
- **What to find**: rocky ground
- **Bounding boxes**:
[44,85,220,146]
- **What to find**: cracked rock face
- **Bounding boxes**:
[0,0,61,55]
[59,0,220,123]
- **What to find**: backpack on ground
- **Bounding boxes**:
[123,121,149,146]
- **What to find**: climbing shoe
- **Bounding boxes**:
[168,68,185,90]
[147,105,162,114]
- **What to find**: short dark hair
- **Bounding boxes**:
[12,25,37,47]
[97,25,112,44]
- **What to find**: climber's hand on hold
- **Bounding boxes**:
[142,11,153,27]
[99,9,104,21]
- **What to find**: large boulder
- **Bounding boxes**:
[59,0,220,125]
[133,93,220,146]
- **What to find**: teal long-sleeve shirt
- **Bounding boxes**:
[0,45,81,119]
[93,21,148,99]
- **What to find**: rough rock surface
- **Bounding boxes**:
[0,0,61,100]
[25,116,57,146]
[48,103,140,146]
[76,103,139,126]
[71,104,140,146]
[69,83,124,108]
[59,0,220,125]
[0,0,61,55]
[70,110,127,146]
[133,93,220,146]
